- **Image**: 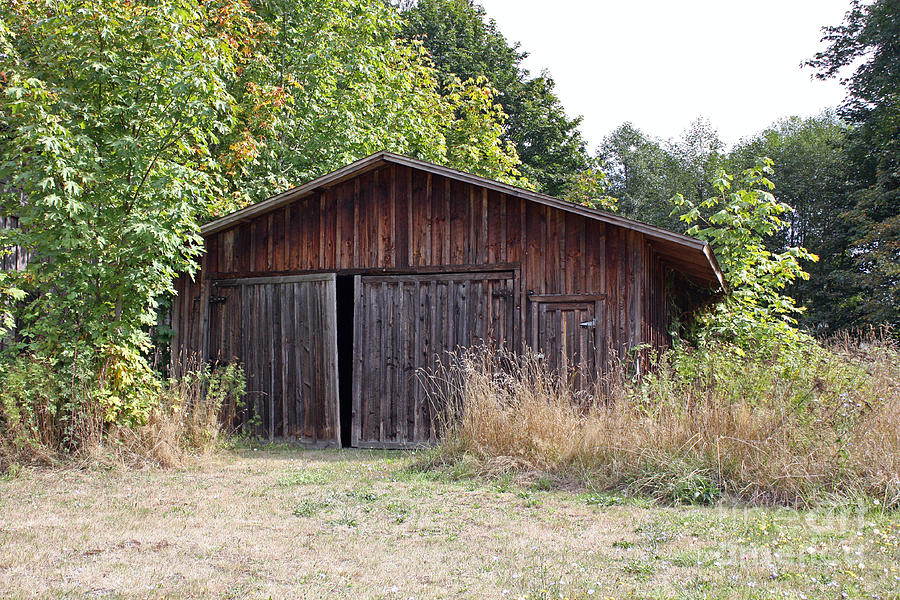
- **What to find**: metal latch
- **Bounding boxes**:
[579,319,596,329]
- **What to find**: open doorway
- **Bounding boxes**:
[335,275,355,447]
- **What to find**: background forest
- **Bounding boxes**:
[0,0,896,506]
[398,0,898,334]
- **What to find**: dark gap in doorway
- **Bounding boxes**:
[335,275,355,448]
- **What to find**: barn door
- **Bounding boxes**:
[352,272,517,448]
[207,274,340,446]
[529,295,606,389]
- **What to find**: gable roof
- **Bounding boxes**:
[202,151,725,289]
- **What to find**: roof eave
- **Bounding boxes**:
[702,243,727,291]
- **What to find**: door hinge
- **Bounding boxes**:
[209,295,227,305]
[492,288,513,298]
[579,319,596,329]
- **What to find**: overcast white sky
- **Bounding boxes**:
[476,0,851,148]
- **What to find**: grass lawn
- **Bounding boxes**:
[1,447,897,600]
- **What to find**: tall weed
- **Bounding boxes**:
[0,353,245,469]
[109,358,246,467]
[425,331,899,508]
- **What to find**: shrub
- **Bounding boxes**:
[424,331,900,508]
[0,352,245,469]
[108,360,246,467]
[0,353,103,458]
[674,159,819,352]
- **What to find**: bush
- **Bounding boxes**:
[424,331,900,508]
[0,353,245,469]
[0,353,103,458]
[109,361,246,467]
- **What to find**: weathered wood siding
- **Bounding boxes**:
[0,216,29,273]
[352,272,516,448]
[182,163,672,347]
[202,274,340,446]
[172,162,679,443]
[529,295,606,390]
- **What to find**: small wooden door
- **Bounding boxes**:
[529,295,606,389]
[207,274,340,446]
[352,272,517,448]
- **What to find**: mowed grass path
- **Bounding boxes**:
[1,447,897,599]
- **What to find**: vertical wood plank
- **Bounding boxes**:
[266,214,274,272]
[351,275,362,447]
[206,236,219,275]
[449,179,466,264]
[338,181,352,269]
[524,202,543,294]
[325,275,340,444]
[430,175,445,265]
[487,189,502,263]
[564,212,581,294]
[272,207,285,272]
[410,169,427,265]
[305,196,317,271]
[424,172,433,266]
[395,164,410,268]
[222,230,235,273]
[353,179,361,268]
[289,200,301,271]
[319,191,328,270]
[266,284,275,442]
[296,282,305,436]
[279,283,289,438]
[323,190,336,270]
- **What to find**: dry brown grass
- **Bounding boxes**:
[1,448,897,600]
[425,332,900,508]
[0,358,244,470]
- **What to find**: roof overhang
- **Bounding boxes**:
[201,151,725,290]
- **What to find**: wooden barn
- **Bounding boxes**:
[172,152,723,448]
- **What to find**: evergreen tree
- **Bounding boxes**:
[807,0,900,329]
[397,0,594,197]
